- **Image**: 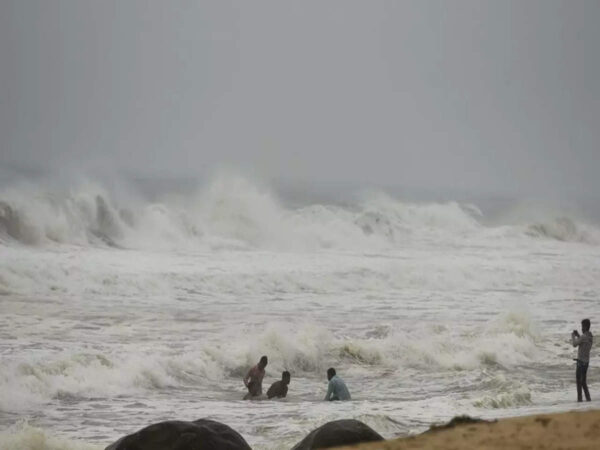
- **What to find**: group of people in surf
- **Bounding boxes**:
[244,319,593,403]
[243,355,351,401]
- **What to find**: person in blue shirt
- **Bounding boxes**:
[324,367,351,401]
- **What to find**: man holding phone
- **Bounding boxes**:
[572,319,593,402]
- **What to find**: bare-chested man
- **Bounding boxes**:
[267,371,291,399]
[243,356,268,399]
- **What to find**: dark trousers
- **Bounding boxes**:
[576,360,591,402]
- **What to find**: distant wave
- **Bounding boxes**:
[0,174,597,250]
[525,217,598,244]
[0,175,481,250]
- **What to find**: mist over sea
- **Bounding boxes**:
[1,172,599,449]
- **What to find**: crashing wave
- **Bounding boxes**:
[0,200,40,245]
[0,189,127,247]
[2,174,597,251]
[0,176,486,251]
[526,217,598,244]
[0,311,545,413]
[473,389,532,409]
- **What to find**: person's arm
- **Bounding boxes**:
[572,333,588,347]
[243,368,252,387]
[324,380,333,401]
[282,385,288,398]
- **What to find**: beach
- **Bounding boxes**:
[345,409,600,450]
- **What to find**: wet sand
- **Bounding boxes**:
[344,409,600,450]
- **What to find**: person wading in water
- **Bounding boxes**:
[267,371,291,399]
[323,367,351,401]
[243,355,268,399]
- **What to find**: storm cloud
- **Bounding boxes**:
[1,1,599,197]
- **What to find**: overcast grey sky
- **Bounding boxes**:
[1,0,599,196]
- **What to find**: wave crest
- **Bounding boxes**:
[526,217,598,244]
[2,175,597,250]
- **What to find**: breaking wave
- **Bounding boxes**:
[473,389,532,409]
[0,312,542,412]
[1,174,597,250]
[0,175,484,251]
[472,372,533,408]
[526,217,598,244]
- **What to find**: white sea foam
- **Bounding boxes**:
[473,387,533,409]
[0,422,102,450]
[526,217,599,244]
[3,174,592,253]
[1,174,599,448]
[0,310,546,416]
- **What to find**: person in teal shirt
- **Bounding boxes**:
[324,367,351,401]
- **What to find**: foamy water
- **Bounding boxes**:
[1,175,599,449]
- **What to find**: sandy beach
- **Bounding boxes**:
[343,409,600,450]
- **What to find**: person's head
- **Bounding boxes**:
[327,367,336,381]
[582,319,591,332]
[282,371,291,384]
[259,355,268,369]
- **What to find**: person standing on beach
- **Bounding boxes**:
[324,367,351,401]
[243,355,268,399]
[267,371,291,399]
[572,319,593,402]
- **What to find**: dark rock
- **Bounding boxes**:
[427,415,493,433]
[292,419,384,450]
[105,418,252,450]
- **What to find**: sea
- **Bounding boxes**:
[0,172,599,449]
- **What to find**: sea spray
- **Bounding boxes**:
[1,173,599,448]
[4,174,592,251]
